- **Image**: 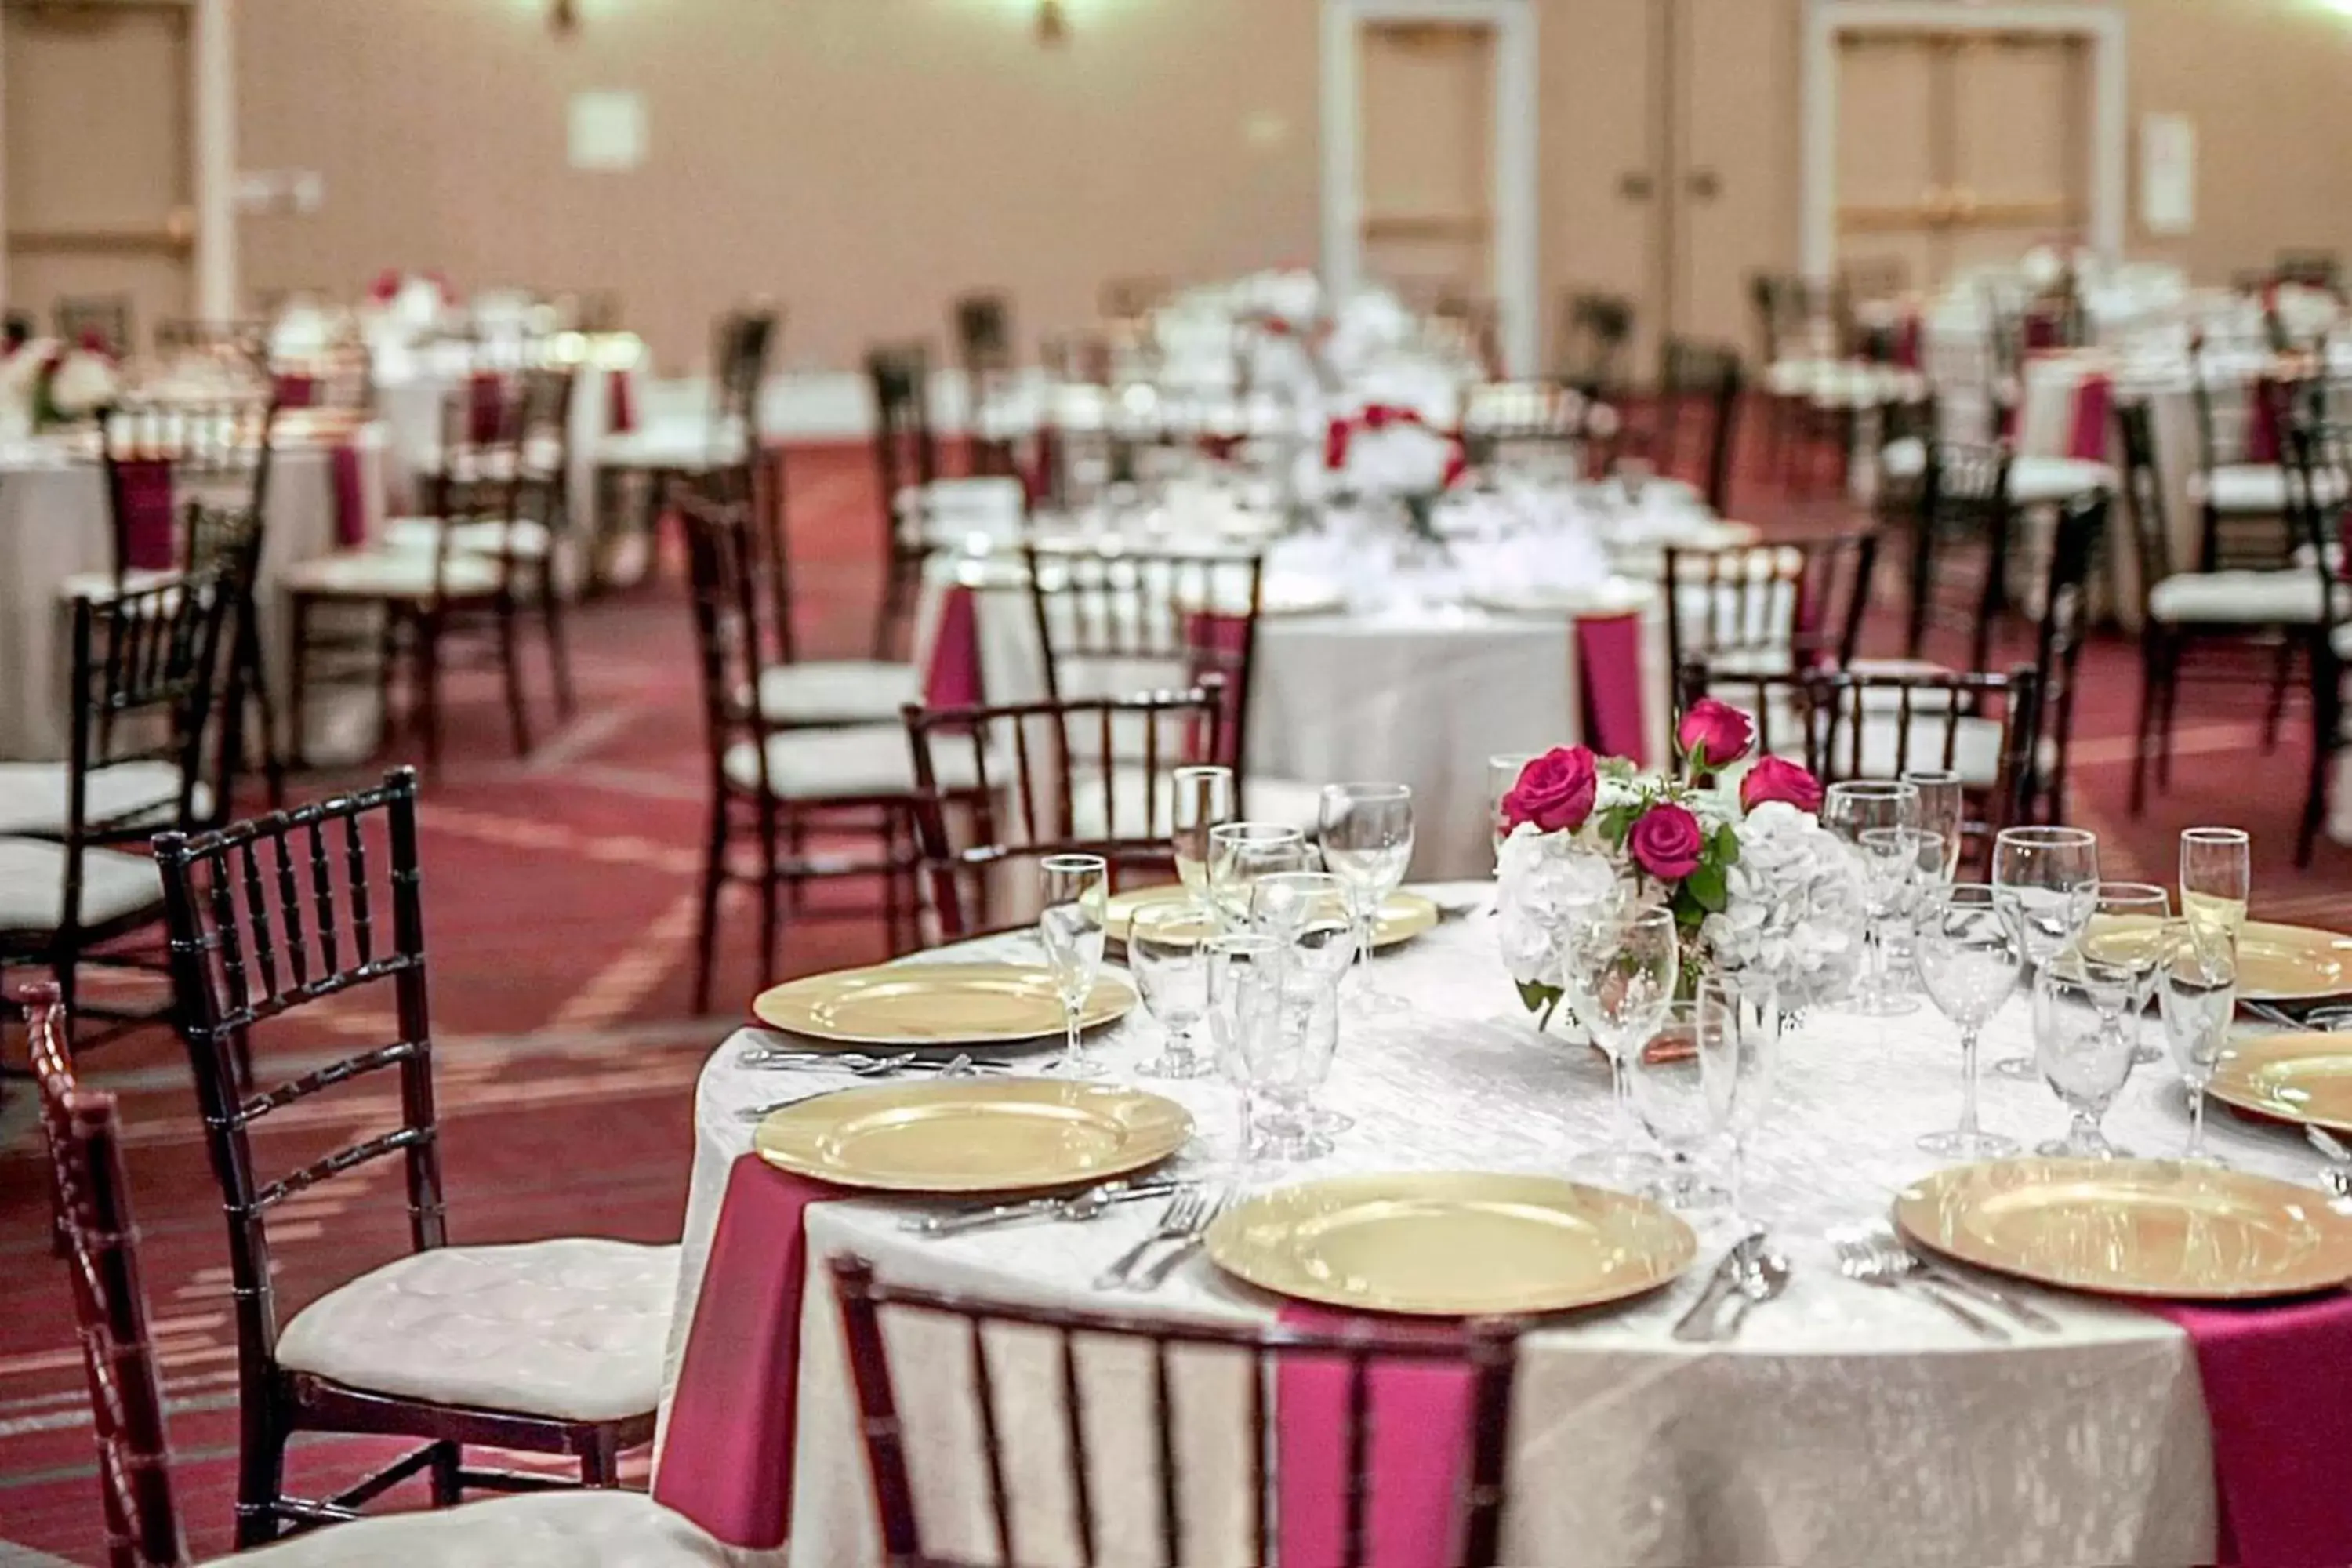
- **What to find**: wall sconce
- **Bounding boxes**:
[1037,0,1068,45]
[550,0,579,34]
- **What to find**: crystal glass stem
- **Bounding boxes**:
[1958,1027,1984,1141]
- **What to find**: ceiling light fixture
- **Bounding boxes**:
[1037,0,1069,45]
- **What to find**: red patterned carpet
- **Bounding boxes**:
[2,440,2347,1562]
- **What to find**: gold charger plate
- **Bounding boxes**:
[754,1079,1192,1194]
[1204,1171,1697,1316]
[2086,915,2352,1001]
[750,963,1135,1048]
[1895,1158,2352,1301]
[2210,1033,2352,1134]
[1104,885,1439,948]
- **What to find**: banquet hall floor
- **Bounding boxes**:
[3,437,2349,1563]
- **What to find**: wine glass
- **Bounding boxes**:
[1213,929,1343,1164]
[1488,753,1542,861]
[1171,764,1236,912]
[1318,783,1415,1016]
[1989,826,2100,1080]
[2158,919,2238,1167]
[1854,826,1931,1017]
[2031,954,2140,1158]
[1697,975,1778,1229]
[2078,881,2172,1065]
[1628,989,1733,1210]
[1206,822,1311,933]
[2179,826,2251,945]
[1129,902,1216,1080]
[1915,882,2024,1158]
[1250,870,1361,1137]
[1559,904,1680,1183]
[1038,854,1109,1079]
[1900,768,1966,883]
[1822,781,1920,1014]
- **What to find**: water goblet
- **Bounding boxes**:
[1206,822,1311,934]
[1250,871,1361,1135]
[2158,920,2238,1167]
[1915,883,2024,1157]
[1560,903,1680,1184]
[1628,989,1734,1211]
[1854,826,1930,1017]
[1038,854,1109,1079]
[1900,768,1966,883]
[1171,764,1236,912]
[1128,903,1217,1080]
[1697,975,1780,1229]
[1822,781,1920,1014]
[2178,826,2251,944]
[2031,954,2140,1157]
[1318,782,1415,1016]
[2078,881,2172,1065]
[1989,825,2100,1079]
[1487,753,1544,869]
[1213,931,1343,1164]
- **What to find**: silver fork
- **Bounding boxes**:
[736,1054,993,1120]
[1094,1186,1210,1290]
[1131,1190,1230,1291]
[1830,1227,2009,1341]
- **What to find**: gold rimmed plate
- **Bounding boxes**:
[753,1079,1192,1194]
[1895,1158,2352,1301]
[1104,886,1439,948]
[2211,1033,2352,1135]
[2084,916,2351,1002]
[1204,1171,1697,1316]
[750,963,1135,1048]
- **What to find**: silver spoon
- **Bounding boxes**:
[1720,1235,1791,1338]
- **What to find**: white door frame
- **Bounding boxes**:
[1321,0,1538,374]
[1798,0,2128,281]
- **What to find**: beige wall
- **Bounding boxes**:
[179,0,2352,373]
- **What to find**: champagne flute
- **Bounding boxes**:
[1900,768,1966,883]
[1628,989,1734,1210]
[1855,827,1930,1018]
[1171,764,1236,911]
[2031,954,2140,1157]
[2159,919,2238,1167]
[1318,782,1415,1017]
[1699,975,1779,1229]
[1915,883,2024,1158]
[2078,881,2172,1065]
[1822,780,1920,1014]
[1989,826,2100,1080]
[1206,822,1311,934]
[1487,753,1544,870]
[1129,903,1216,1080]
[1038,854,1109,1079]
[1560,904,1680,1184]
[1250,870,1362,1137]
[2179,826,2251,944]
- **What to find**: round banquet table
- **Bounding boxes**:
[0,425,388,761]
[659,882,2346,1567]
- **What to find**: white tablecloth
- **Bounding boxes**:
[661,884,2341,1566]
[0,429,389,760]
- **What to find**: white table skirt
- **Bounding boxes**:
[0,430,388,761]
[652,884,2336,1567]
[913,565,1676,880]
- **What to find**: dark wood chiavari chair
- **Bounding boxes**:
[954,292,1021,477]
[180,499,285,818]
[150,770,673,1546]
[2187,367,2309,573]
[1554,291,1634,402]
[1662,531,1878,696]
[829,1254,1524,1568]
[270,336,375,414]
[88,395,283,597]
[1460,380,1613,479]
[902,681,1229,940]
[1684,662,2042,878]
[869,342,947,659]
[678,487,928,1007]
[1,563,233,1036]
[59,294,137,358]
[2285,419,2352,864]
[594,305,776,585]
[1647,339,1744,516]
[154,318,268,361]
[1902,439,2016,673]
[2024,492,2103,823]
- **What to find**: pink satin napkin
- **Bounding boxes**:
[1576,612,1649,765]
[115,458,177,572]
[331,443,368,548]
[2066,372,2114,463]
[1275,1304,1481,1566]
[923,583,985,708]
[652,1154,843,1550]
[2143,1290,2352,1568]
[2247,377,2285,466]
[608,367,637,434]
[1184,610,1252,767]
[273,373,318,409]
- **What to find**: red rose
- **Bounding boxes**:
[1628,802,1706,883]
[368,268,402,303]
[1740,756,1824,815]
[1676,698,1755,771]
[1501,746,1599,834]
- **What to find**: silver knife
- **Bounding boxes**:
[1911,1257,2063,1333]
[1671,1244,1749,1342]
[904,1179,1178,1237]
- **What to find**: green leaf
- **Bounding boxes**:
[1515,979,1563,1018]
[1686,862,1730,914]
[1711,823,1742,865]
[1597,755,1638,782]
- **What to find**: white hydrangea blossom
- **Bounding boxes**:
[1697,801,1867,1008]
[1495,823,1617,990]
[48,350,118,417]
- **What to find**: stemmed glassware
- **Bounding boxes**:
[1627,989,1733,1210]
[2179,826,2252,944]
[1128,903,1216,1080]
[1171,764,1236,911]
[1856,827,1940,1017]
[1250,871,1361,1138]
[1915,882,2024,1157]
[1487,753,1543,869]
[2031,954,2140,1157]
[1699,976,1779,1229]
[1988,826,2100,1080]
[1213,924,1346,1165]
[2078,882,2173,1065]
[1560,904,1680,1183]
[2158,919,2238,1167]
[1822,781,1920,1014]
[1206,822,1312,933]
[1317,783,1415,1016]
[1900,768,1966,884]
[1038,854,1110,1079]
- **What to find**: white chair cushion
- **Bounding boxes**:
[0,761,210,837]
[55,567,177,603]
[1777,713,2009,791]
[2188,463,2349,514]
[2335,621,2352,661]
[1065,768,1324,842]
[1879,437,1925,481]
[2147,570,2326,626]
[754,661,922,727]
[0,839,164,935]
[281,549,504,601]
[898,477,1029,548]
[222,1489,736,1566]
[2007,456,2114,505]
[383,515,554,560]
[722,724,980,800]
[596,420,748,471]
[274,1240,675,1424]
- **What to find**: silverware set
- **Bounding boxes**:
[1828,1225,2060,1343]
[1095,1186,1229,1292]
[735,1051,1009,1120]
[1671,1230,1790,1342]
[903,1178,1182,1237]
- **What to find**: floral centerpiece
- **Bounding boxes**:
[1317,402,1468,541]
[0,333,116,431]
[1497,699,1867,1029]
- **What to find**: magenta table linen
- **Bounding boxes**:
[1576,612,1649,765]
[2067,372,2114,463]
[2144,1290,2352,1568]
[653,1154,835,1550]
[331,442,369,548]
[1275,1304,1479,1567]
[608,368,637,434]
[923,584,985,709]
[114,459,177,571]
